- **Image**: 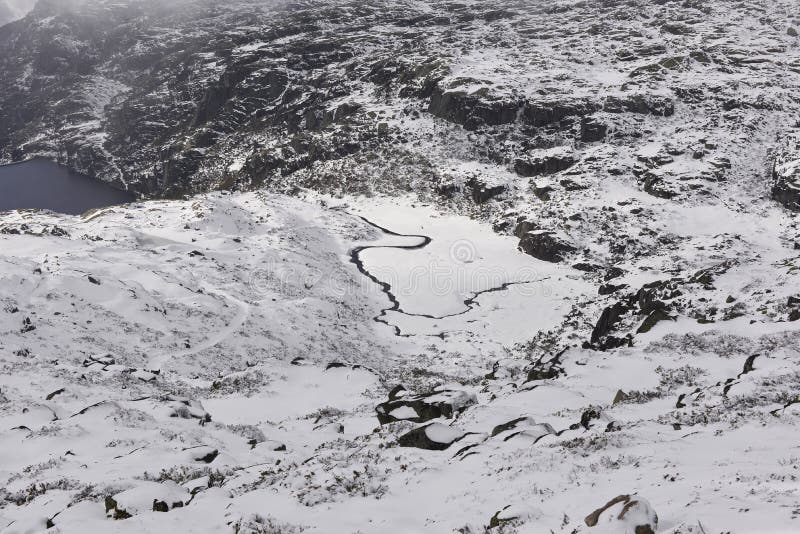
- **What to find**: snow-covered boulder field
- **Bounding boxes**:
[2,0,800,530]
[1,189,800,533]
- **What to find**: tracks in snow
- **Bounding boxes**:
[147,283,250,371]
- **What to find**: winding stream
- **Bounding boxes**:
[349,215,548,337]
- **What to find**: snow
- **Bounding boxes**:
[1,0,800,530]
[328,194,591,343]
[423,423,464,444]
[0,188,798,533]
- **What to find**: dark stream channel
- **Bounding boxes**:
[0,158,134,215]
[349,214,547,337]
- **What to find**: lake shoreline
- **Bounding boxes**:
[0,157,136,215]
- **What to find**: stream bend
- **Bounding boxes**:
[348,214,548,337]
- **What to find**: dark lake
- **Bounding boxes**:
[0,158,135,215]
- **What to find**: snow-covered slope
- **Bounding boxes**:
[1,188,800,533]
[2,0,800,533]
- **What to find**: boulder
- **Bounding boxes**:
[185,446,219,463]
[485,358,527,380]
[636,308,675,334]
[397,423,467,450]
[376,387,476,425]
[132,369,157,382]
[534,184,554,201]
[518,230,576,263]
[166,396,211,423]
[525,364,561,382]
[571,407,619,432]
[490,416,555,442]
[584,494,658,534]
[106,481,190,519]
[20,317,35,333]
[590,301,631,344]
[513,219,536,238]
[642,172,679,199]
[254,440,287,452]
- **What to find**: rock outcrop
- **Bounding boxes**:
[773,134,800,211]
[517,230,576,263]
[429,86,520,131]
[376,386,476,425]
[514,147,575,177]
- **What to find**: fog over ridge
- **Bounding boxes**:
[0,0,36,25]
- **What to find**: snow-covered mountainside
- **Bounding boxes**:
[2,0,800,533]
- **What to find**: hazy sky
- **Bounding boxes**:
[4,0,36,17]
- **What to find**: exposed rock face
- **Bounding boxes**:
[580,116,607,142]
[603,94,674,116]
[521,97,598,127]
[591,301,631,344]
[586,270,741,350]
[772,134,800,211]
[429,86,520,131]
[0,0,791,235]
[514,147,575,177]
[517,230,576,263]
[466,177,506,203]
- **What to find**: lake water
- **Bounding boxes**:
[0,158,135,215]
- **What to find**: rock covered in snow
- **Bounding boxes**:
[106,481,190,519]
[376,386,476,425]
[166,396,211,423]
[490,416,555,443]
[397,422,467,451]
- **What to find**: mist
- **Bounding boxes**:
[0,0,35,25]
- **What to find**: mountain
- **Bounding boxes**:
[1,1,800,533]
[0,0,795,200]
